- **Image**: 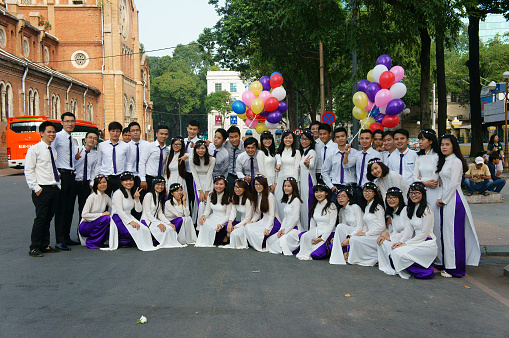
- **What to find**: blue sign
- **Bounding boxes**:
[230,115,237,125]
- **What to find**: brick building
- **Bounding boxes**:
[0,0,152,167]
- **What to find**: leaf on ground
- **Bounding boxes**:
[423,301,427,303]
[463,285,471,289]
[252,271,260,273]
[344,294,351,297]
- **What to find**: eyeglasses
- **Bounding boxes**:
[409,191,422,196]
[386,196,399,200]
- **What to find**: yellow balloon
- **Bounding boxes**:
[352,91,368,109]
[361,116,375,128]
[237,113,247,119]
[250,98,264,114]
[256,122,269,134]
[250,81,263,96]
[352,107,367,120]
[367,69,375,82]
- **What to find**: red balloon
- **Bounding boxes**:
[382,115,400,128]
[369,122,384,132]
[270,74,284,88]
[264,97,279,112]
[255,114,266,122]
[379,71,396,89]
[246,108,255,120]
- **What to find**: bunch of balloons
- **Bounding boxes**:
[231,72,287,134]
[352,54,410,132]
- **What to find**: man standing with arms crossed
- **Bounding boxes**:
[52,112,77,251]
[25,121,61,257]
[74,131,99,221]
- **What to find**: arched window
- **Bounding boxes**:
[86,103,93,121]
[28,89,34,116]
[129,97,136,118]
[32,89,39,116]
[123,94,129,124]
[70,99,78,118]
[0,82,5,122]
[5,83,12,119]
[52,94,61,120]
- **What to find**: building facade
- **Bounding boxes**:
[0,0,152,167]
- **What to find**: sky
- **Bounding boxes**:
[135,0,221,57]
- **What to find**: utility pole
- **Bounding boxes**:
[319,41,325,117]
[351,0,359,148]
[432,83,436,132]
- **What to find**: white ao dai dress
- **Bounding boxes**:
[299,148,317,230]
[274,148,301,221]
[377,207,410,275]
[268,197,302,255]
[329,203,364,265]
[194,193,231,247]
[245,193,279,252]
[164,154,189,205]
[141,193,185,249]
[189,155,216,223]
[347,201,386,266]
[375,172,409,203]
[222,199,256,249]
[297,201,337,260]
[257,151,277,188]
[164,197,197,245]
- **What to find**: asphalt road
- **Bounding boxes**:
[1,175,508,337]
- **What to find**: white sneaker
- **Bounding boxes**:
[441,270,453,278]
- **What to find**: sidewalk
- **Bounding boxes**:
[0,167,507,255]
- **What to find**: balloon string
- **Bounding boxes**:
[349,105,376,144]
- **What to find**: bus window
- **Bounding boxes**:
[9,121,63,133]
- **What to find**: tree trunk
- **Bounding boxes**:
[419,27,431,129]
[436,34,447,137]
[286,80,298,130]
[468,12,482,156]
[325,67,333,112]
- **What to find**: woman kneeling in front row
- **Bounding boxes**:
[297,184,337,260]
[164,183,197,245]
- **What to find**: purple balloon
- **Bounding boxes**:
[385,99,405,115]
[357,79,370,93]
[366,82,382,103]
[260,110,270,117]
[260,76,271,92]
[267,110,283,124]
[375,113,385,124]
[376,54,392,69]
[278,101,288,113]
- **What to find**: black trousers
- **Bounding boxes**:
[31,185,60,250]
[185,172,195,207]
[76,180,92,220]
[106,175,121,197]
[315,173,324,185]
[55,171,76,244]
[227,173,237,194]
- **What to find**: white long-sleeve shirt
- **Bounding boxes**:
[322,147,356,187]
[229,199,255,227]
[141,192,170,225]
[276,147,301,179]
[74,147,97,184]
[280,198,301,232]
[139,141,170,181]
[126,139,151,176]
[400,206,434,245]
[340,203,364,236]
[413,149,439,182]
[208,143,229,177]
[189,155,215,192]
[164,197,191,220]
[51,129,75,170]
[257,151,277,186]
[255,192,278,231]
[81,192,112,222]
[236,151,260,179]
[375,171,409,201]
[94,140,129,176]
[112,189,142,224]
[315,139,335,172]
[184,136,200,173]
[24,140,61,192]
[387,207,409,243]
[387,148,418,185]
[202,192,232,225]
[352,200,385,236]
[344,147,381,187]
[438,154,463,205]
[309,200,337,240]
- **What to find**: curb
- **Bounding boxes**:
[0,169,24,177]
[505,265,509,278]
[481,245,509,257]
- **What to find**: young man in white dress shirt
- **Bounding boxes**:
[236,137,260,187]
[315,123,335,184]
[139,125,170,192]
[381,130,396,164]
[25,121,61,257]
[343,129,381,188]
[52,112,77,250]
[122,127,131,143]
[208,128,229,178]
[93,121,129,195]
[310,121,321,141]
[74,130,99,221]
[322,127,357,201]
[126,122,150,191]
[372,129,384,152]
[224,126,245,192]
[184,120,200,209]
[387,129,418,185]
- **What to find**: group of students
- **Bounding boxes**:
[25,113,480,279]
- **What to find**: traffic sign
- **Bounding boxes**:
[322,111,335,125]
[230,115,237,125]
[293,128,302,136]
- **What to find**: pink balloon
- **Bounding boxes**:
[364,100,374,111]
[390,66,405,83]
[245,118,258,128]
[242,91,255,106]
[374,89,392,108]
[258,90,271,103]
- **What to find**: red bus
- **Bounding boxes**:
[7,116,101,168]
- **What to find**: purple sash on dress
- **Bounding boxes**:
[194,182,200,220]
[262,218,281,248]
[112,214,135,247]
[310,232,335,260]
[140,220,159,245]
[308,175,314,213]
[78,215,110,249]
[171,217,184,233]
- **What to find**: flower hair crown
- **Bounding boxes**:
[120,171,134,178]
[420,129,436,135]
[368,158,383,165]
[95,174,107,180]
[410,182,427,191]
[152,177,166,185]
[168,183,182,193]
[255,174,266,178]
[283,129,294,134]
[363,182,380,191]
[213,175,226,181]
[285,177,297,182]
[195,140,207,146]
[387,187,401,193]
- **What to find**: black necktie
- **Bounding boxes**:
[135,143,140,172]
[323,146,327,164]
[399,153,404,175]
[49,146,60,183]
[69,135,73,168]
[213,149,218,157]
[83,150,89,181]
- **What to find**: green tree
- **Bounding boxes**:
[205,90,234,128]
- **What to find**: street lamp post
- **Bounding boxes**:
[504,71,509,167]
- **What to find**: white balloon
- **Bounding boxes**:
[271,87,286,101]
[379,105,387,114]
[389,82,407,99]
[372,64,388,83]
[403,108,411,114]
[264,121,279,129]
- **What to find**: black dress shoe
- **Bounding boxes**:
[56,243,71,251]
[29,249,43,257]
[41,246,60,253]
[66,240,80,246]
